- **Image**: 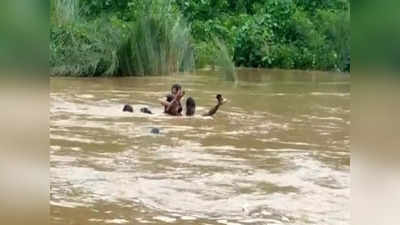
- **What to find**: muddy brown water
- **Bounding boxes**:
[50,69,350,225]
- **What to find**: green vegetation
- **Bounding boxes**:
[118,6,194,76]
[50,0,350,76]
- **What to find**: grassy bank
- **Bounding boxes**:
[50,0,195,76]
[50,0,350,77]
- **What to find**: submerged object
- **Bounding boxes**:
[123,104,133,112]
[150,128,160,134]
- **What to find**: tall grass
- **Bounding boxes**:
[194,38,237,81]
[51,0,124,76]
[118,2,194,76]
[50,18,123,76]
[50,0,197,76]
[213,38,237,82]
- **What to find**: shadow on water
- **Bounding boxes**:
[50,68,350,225]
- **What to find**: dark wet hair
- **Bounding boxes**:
[171,84,182,93]
[186,97,196,116]
[151,128,160,134]
[140,107,152,114]
[122,104,133,112]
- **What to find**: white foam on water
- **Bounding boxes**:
[310,92,350,97]
[104,219,129,224]
[135,218,152,223]
[153,216,176,223]
[181,216,196,220]
[76,94,95,99]
[50,200,87,208]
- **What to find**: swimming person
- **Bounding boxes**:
[123,84,184,115]
[123,81,226,117]
[155,90,226,117]
[185,94,226,117]
[161,89,185,116]
[122,104,134,112]
[160,84,183,114]
[122,93,226,116]
[122,104,152,114]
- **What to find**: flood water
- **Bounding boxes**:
[50,69,350,225]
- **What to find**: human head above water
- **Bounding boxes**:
[122,104,133,112]
[186,97,196,116]
[171,84,182,95]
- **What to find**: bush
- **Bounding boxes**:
[50,0,351,75]
[268,44,298,69]
[50,0,195,76]
[314,9,350,71]
[50,18,125,76]
[233,14,274,67]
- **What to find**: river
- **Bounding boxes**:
[50,69,350,225]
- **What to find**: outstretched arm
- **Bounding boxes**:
[202,94,226,117]
[203,104,221,117]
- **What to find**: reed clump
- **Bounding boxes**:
[118,6,194,76]
[50,0,196,76]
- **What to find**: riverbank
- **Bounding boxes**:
[50,0,350,77]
